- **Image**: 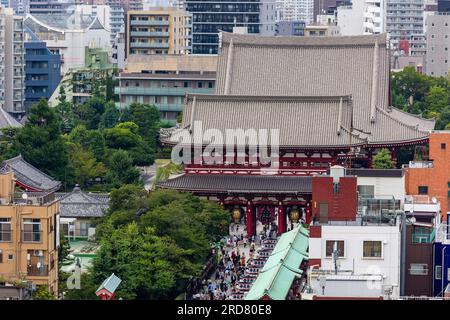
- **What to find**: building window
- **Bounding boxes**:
[184,81,188,88]
[0,218,12,242]
[363,240,382,258]
[418,186,428,195]
[325,240,345,258]
[198,82,203,88]
[441,143,446,150]
[8,254,13,261]
[358,185,374,197]
[410,263,428,275]
[0,251,2,263]
[435,266,442,280]
[22,218,41,242]
[208,82,213,89]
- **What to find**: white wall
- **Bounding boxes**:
[309,224,401,298]
[337,0,366,35]
[357,175,406,203]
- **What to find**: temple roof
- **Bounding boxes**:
[215,32,429,145]
[157,174,312,194]
[0,108,22,129]
[0,155,61,192]
[386,107,436,131]
[56,185,109,218]
[174,94,366,148]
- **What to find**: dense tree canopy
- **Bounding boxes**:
[391,67,450,130]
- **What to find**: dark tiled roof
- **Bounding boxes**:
[1,155,61,192]
[157,174,312,194]
[55,186,109,218]
[0,108,22,129]
[176,94,366,148]
[215,32,429,145]
[387,107,436,132]
[345,168,404,178]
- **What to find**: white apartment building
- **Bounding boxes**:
[336,0,384,36]
[308,222,402,299]
[364,0,385,34]
[72,5,112,30]
[276,0,314,25]
[386,0,424,47]
[0,7,25,117]
[24,12,111,75]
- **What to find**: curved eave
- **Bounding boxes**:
[367,136,429,148]
[157,185,313,195]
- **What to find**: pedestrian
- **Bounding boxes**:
[240,253,246,267]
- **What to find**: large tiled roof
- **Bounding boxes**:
[215,32,429,145]
[55,186,109,218]
[0,155,61,192]
[0,108,22,129]
[157,174,312,194]
[386,107,436,132]
[175,94,366,148]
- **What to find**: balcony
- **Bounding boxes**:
[130,42,169,49]
[412,229,435,243]
[130,31,169,37]
[405,161,433,168]
[21,231,42,243]
[130,20,170,26]
[27,265,48,277]
[404,195,440,214]
[115,87,213,96]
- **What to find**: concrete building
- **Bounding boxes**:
[24,41,61,111]
[275,20,305,35]
[410,33,426,57]
[433,222,450,297]
[0,171,59,296]
[49,47,115,107]
[438,0,450,12]
[186,0,276,54]
[336,3,365,35]
[405,131,450,222]
[426,13,450,77]
[0,7,26,118]
[107,0,125,45]
[116,54,217,123]
[29,0,74,15]
[304,23,339,36]
[386,0,424,48]
[277,0,314,24]
[111,26,126,69]
[126,8,191,56]
[364,0,385,34]
[73,4,112,29]
[24,11,111,75]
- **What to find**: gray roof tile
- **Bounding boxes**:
[1,155,61,192]
[176,94,366,148]
[158,174,312,194]
[56,186,109,218]
[215,32,429,145]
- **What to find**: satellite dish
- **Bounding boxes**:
[432,197,437,204]
[410,216,416,224]
[22,193,28,200]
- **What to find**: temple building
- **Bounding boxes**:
[56,185,109,239]
[0,155,61,193]
[158,32,435,237]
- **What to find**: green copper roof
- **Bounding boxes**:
[245,225,309,300]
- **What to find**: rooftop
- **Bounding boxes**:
[55,185,109,218]
[214,32,430,146]
[0,109,22,129]
[0,155,61,192]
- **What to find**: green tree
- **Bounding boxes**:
[12,99,68,180]
[100,101,120,129]
[424,86,449,115]
[105,150,140,187]
[68,125,106,161]
[122,103,160,145]
[67,142,106,187]
[33,285,55,300]
[55,86,75,132]
[372,149,394,169]
[391,67,429,112]
[74,97,106,130]
[59,271,100,300]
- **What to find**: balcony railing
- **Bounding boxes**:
[27,265,48,277]
[0,231,12,242]
[22,231,42,243]
[405,161,433,168]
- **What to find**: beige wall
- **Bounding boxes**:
[125,54,217,73]
[0,173,59,295]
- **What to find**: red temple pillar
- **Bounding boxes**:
[246,200,255,237]
[305,200,311,225]
[391,147,398,168]
[277,202,286,235]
